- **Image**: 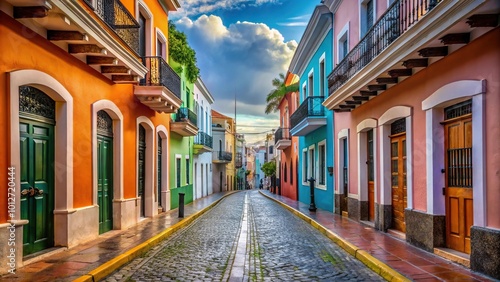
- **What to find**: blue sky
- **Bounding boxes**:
[171,0,319,144]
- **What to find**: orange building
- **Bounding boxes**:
[0,0,181,271]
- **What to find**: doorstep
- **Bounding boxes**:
[434,247,470,268]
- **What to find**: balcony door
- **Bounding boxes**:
[138,13,146,57]
[444,100,473,254]
[138,125,146,218]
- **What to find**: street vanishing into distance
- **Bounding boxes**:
[104,191,384,282]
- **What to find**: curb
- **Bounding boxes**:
[73,191,240,282]
[259,191,410,282]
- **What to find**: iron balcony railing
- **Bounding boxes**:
[194,132,213,148]
[175,107,197,125]
[290,96,325,129]
[328,0,442,92]
[140,56,181,99]
[91,0,140,55]
[213,151,233,162]
[274,127,291,141]
[235,153,243,168]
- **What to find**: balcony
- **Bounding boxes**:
[134,56,182,113]
[194,132,213,154]
[290,96,326,136]
[171,107,198,136]
[324,0,499,111]
[4,0,148,82]
[274,127,291,150]
[213,151,233,164]
[235,153,243,168]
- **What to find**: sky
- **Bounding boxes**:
[170,0,319,145]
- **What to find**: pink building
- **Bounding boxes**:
[323,0,499,278]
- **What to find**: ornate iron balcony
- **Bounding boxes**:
[213,151,233,162]
[274,127,290,141]
[175,107,197,125]
[93,0,140,55]
[194,132,213,148]
[140,56,181,99]
[290,96,325,129]
[328,0,441,93]
[235,153,243,168]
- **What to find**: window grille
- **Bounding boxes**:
[445,99,472,120]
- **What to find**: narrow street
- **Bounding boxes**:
[104,191,383,281]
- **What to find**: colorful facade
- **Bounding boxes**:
[168,59,197,209]
[322,0,499,278]
[275,72,300,200]
[288,4,335,212]
[0,0,181,271]
[211,110,235,192]
[193,78,214,199]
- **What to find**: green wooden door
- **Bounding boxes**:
[97,110,114,234]
[20,119,54,256]
[98,135,113,234]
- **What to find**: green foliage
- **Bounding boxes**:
[168,21,200,83]
[261,161,276,177]
[265,73,299,114]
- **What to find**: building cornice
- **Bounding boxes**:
[195,77,215,104]
[288,5,332,77]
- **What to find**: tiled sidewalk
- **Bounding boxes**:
[259,190,495,282]
[1,191,236,282]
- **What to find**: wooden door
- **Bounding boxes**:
[444,116,473,254]
[341,138,348,213]
[97,135,113,234]
[391,134,407,232]
[20,119,54,256]
[367,130,375,221]
[138,125,146,217]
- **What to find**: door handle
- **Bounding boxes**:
[21,188,32,197]
[34,187,44,196]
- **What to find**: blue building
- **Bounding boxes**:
[288,4,334,212]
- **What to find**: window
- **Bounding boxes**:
[337,22,349,63]
[186,157,190,184]
[360,0,375,37]
[176,156,181,188]
[302,82,307,101]
[309,145,315,183]
[290,161,293,185]
[318,141,326,186]
[269,145,273,154]
[308,70,314,97]
[284,163,287,182]
[319,56,325,96]
[302,149,308,183]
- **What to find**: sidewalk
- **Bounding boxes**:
[1,191,237,282]
[259,190,495,282]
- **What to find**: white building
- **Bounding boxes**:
[193,78,214,199]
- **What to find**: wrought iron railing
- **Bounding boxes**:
[175,107,197,125]
[194,132,213,148]
[447,148,472,188]
[140,56,181,99]
[274,127,291,141]
[235,153,243,168]
[213,151,233,162]
[328,0,441,93]
[290,96,325,129]
[94,0,140,54]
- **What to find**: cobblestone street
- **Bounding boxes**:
[105,191,383,281]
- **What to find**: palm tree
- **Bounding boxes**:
[264,73,299,114]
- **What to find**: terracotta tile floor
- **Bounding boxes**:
[261,190,496,282]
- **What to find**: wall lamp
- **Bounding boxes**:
[327,166,334,176]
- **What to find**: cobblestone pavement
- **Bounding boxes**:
[104,190,383,281]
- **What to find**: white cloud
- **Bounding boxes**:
[277,22,308,27]
[173,0,280,19]
[175,15,296,144]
